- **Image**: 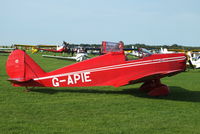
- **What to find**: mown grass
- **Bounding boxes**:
[0,52,200,134]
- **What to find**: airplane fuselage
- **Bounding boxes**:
[12,52,186,88]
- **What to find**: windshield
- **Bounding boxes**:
[106,42,121,52]
[101,41,124,54]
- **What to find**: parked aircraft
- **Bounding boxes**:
[6,41,186,96]
[0,48,15,53]
[40,41,126,62]
[42,53,88,62]
[36,41,69,53]
[186,51,200,68]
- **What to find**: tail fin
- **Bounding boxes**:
[6,50,46,83]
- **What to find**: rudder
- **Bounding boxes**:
[6,50,46,82]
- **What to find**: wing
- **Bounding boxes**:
[42,55,77,61]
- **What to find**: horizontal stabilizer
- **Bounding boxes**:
[7,78,32,83]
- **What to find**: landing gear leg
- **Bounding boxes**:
[139,80,156,92]
[139,79,170,96]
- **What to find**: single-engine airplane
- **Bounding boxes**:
[6,41,187,96]
[42,52,88,62]
[186,51,200,69]
[36,41,69,53]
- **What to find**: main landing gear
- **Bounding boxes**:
[139,79,170,96]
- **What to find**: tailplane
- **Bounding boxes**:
[6,50,46,83]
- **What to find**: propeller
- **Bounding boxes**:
[63,41,69,48]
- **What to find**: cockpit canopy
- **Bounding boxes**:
[100,41,152,59]
[101,41,124,54]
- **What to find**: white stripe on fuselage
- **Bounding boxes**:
[33,56,186,81]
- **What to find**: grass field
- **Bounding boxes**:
[1,52,200,134]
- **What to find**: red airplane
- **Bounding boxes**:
[37,41,69,53]
[6,41,186,96]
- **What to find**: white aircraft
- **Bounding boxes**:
[42,53,88,62]
[0,48,15,53]
[187,51,200,69]
[160,48,174,54]
[191,57,200,68]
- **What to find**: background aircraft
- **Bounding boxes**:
[42,52,88,62]
[41,41,130,62]
[35,41,69,53]
[186,50,200,69]
[0,48,15,53]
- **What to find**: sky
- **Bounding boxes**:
[0,0,200,46]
